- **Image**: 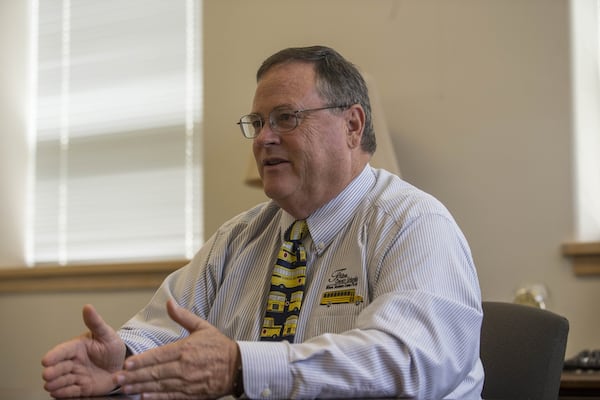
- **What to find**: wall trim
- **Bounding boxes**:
[0,260,187,293]
[562,242,600,276]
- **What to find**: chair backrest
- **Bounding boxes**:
[480,301,569,400]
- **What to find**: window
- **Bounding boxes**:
[28,0,202,266]
[563,0,600,275]
[570,0,600,241]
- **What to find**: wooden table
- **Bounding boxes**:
[0,388,140,400]
[560,370,600,398]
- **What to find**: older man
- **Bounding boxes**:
[42,45,484,399]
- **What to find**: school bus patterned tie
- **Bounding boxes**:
[260,220,308,342]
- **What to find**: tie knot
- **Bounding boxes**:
[285,220,308,242]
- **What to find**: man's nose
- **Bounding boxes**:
[254,120,279,144]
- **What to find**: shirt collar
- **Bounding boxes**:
[305,164,376,255]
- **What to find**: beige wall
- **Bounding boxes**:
[204,0,599,353]
[0,290,156,389]
[2,0,599,390]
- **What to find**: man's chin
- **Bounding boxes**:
[261,180,294,201]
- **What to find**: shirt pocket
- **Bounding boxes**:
[303,302,364,339]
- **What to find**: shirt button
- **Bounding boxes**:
[261,387,272,397]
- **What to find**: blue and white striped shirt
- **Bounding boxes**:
[119,165,484,399]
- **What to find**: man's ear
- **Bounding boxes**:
[346,104,365,149]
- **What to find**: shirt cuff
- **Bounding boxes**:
[237,340,292,399]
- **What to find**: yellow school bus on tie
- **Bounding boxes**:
[288,290,303,312]
[320,288,364,307]
[271,265,306,289]
[266,291,286,312]
[283,315,298,336]
[261,317,282,338]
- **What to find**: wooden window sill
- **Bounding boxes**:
[562,241,600,276]
[0,260,188,293]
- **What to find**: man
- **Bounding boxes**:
[42,45,484,399]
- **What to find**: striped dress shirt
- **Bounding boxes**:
[119,165,484,399]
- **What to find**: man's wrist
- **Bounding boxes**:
[230,342,244,397]
[232,362,244,397]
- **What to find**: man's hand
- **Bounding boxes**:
[41,304,127,398]
[114,299,241,399]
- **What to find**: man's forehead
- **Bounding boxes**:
[252,63,319,109]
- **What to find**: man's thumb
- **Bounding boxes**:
[166,299,207,333]
[82,304,114,340]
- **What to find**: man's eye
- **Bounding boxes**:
[251,119,262,129]
[275,112,295,123]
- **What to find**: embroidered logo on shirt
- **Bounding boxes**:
[326,268,358,289]
[320,268,363,307]
[320,288,363,307]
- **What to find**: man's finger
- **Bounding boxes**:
[82,304,114,341]
[43,370,78,392]
[119,359,200,385]
[123,378,211,398]
[41,340,79,367]
[42,359,73,380]
[123,340,180,371]
[166,299,209,333]
[46,384,84,400]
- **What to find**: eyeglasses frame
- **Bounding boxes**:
[237,104,352,139]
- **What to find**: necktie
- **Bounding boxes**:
[260,220,308,342]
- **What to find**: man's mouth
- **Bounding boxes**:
[263,158,288,166]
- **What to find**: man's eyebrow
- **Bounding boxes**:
[272,104,295,110]
[251,103,296,115]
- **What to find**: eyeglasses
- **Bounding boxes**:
[237,104,350,139]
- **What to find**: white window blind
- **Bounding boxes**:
[29,0,202,265]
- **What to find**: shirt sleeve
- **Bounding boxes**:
[118,231,222,353]
[238,213,484,399]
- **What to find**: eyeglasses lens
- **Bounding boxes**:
[239,115,262,138]
[269,109,298,133]
[239,109,301,138]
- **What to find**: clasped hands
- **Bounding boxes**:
[42,299,241,399]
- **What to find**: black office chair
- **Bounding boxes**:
[480,301,569,400]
